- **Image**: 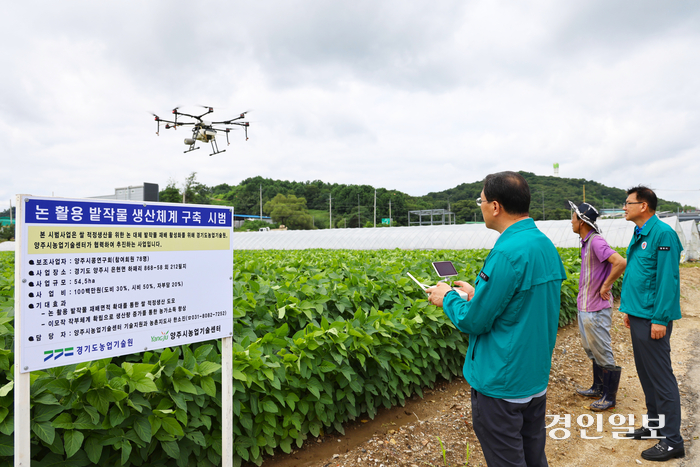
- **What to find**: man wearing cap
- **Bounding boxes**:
[569,201,626,411]
[620,186,684,462]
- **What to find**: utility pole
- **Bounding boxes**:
[9,199,12,223]
[542,192,545,221]
[389,200,392,227]
[374,189,376,228]
[358,194,360,228]
[329,193,333,229]
[259,185,263,220]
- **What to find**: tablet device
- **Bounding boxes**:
[432,261,458,278]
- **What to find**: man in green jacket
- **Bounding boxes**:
[428,171,566,467]
[620,186,685,462]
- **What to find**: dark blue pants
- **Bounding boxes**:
[471,388,548,467]
[629,315,683,447]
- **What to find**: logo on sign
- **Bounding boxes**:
[151,331,170,342]
[44,347,74,362]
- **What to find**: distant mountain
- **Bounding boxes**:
[162,172,685,228]
[422,171,655,223]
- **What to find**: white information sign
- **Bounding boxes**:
[17,196,234,372]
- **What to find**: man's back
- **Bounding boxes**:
[446,218,566,398]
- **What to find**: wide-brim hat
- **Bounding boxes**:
[568,200,602,234]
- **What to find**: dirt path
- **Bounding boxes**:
[257,267,700,467]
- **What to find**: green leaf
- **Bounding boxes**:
[46,378,72,396]
[33,393,60,405]
[134,416,152,443]
[33,403,65,423]
[200,376,217,397]
[149,414,162,434]
[194,344,214,361]
[131,376,158,393]
[51,412,73,429]
[0,414,13,436]
[86,388,112,415]
[121,439,132,465]
[261,400,278,414]
[0,381,13,397]
[186,430,207,447]
[197,361,221,376]
[162,440,181,458]
[84,405,100,424]
[64,430,85,458]
[173,377,198,394]
[161,417,185,437]
[84,436,104,464]
[31,420,56,444]
[306,378,323,399]
[0,433,13,457]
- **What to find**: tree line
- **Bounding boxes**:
[158,172,690,230]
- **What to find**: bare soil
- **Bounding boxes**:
[257,266,700,467]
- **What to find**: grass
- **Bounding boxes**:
[423,437,470,467]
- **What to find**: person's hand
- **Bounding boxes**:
[623,314,630,329]
[651,323,667,340]
[426,282,453,307]
[599,284,612,301]
[453,281,475,301]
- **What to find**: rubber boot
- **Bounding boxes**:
[590,366,621,411]
[576,361,603,398]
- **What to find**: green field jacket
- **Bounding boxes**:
[619,215,682,325]
[443,218,566,399]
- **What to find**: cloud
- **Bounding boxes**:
[1,0,699,209]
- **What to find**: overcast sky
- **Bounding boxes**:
[2,1,699,211]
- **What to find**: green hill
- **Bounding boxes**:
[160,172,687,227]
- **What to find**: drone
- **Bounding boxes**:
[152,106,249,156]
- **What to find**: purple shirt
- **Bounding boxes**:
[578,232,616,312]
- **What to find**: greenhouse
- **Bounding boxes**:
[681,220,700,261]
[234,215,692,257]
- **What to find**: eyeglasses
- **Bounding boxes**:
[623,201,645,207]
[476,197,487,206]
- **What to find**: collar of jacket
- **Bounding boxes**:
[634,215,658,238]
[495,217,535,246]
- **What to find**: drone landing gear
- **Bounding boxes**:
[209,139,226,157]
[184,146,200,154]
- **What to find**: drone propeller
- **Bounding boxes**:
[150,113,161,135]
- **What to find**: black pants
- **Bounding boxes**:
[629,315,683,447]
[471,388,548,467]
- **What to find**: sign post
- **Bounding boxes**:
[14,195,234,465]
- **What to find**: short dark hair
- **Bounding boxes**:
[626,185,657,211]
[483,171,530,215]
